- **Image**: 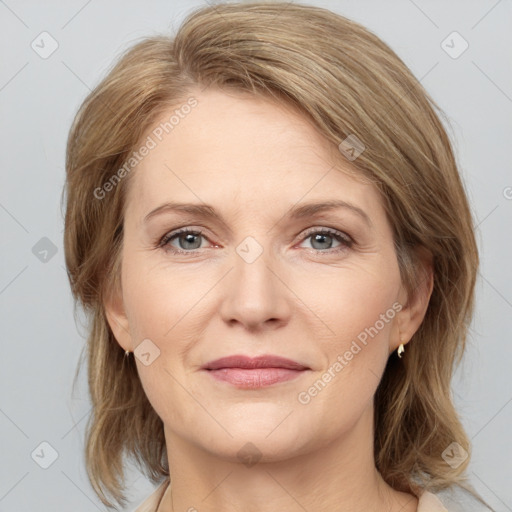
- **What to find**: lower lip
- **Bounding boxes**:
[205,368,307,388]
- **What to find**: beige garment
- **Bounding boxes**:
[134,479,168,512]
[134,479,448,512]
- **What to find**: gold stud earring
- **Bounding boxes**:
[397,343,405,358]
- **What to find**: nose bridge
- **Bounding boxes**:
[219,233,290,328]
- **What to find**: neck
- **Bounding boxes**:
[159,405,418,512]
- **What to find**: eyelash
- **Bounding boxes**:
[157,226,354,256]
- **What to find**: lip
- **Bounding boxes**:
[202,355,310,389]
[202,355,309,371]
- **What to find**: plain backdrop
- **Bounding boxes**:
[1,1,511,510]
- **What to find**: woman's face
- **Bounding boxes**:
[106,88,423,463]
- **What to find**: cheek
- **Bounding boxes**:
[121,251,200,341]
[120,255,213,411]
[297,261,400,344]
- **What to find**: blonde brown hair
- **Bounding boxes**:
[63,2,490,509]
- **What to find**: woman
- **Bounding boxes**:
[63,3,494,511]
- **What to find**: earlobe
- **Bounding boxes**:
[104,285,132,352]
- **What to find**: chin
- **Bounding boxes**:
[207,434,310,466]
[198,415,314,462]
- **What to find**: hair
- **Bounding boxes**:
[62,2,492,510]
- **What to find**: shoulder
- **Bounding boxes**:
[134,479,170,512]
[417,491,449,511]
[417,485,494,512]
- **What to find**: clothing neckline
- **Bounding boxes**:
[156,479,171,511]
[137,479,448,512]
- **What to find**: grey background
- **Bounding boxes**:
[1,0,511,510]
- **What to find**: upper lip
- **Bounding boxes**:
[202,355,309,371]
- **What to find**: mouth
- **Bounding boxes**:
[201,355,310,389]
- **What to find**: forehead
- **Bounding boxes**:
[125,89,380,223]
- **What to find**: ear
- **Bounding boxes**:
[392,246,434,353]
[103,278,133,353]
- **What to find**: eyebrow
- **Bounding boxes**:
[143,199,372,228]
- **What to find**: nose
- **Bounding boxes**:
[218,242,292,331]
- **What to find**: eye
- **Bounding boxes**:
[159,228,210,254]
[298,228,353,253]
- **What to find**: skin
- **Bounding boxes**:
[105,87,433,512]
